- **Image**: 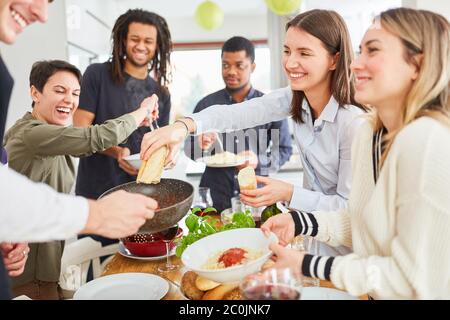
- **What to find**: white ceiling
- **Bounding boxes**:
[113,0,268,18]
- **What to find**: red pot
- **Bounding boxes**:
[121,228,183,257]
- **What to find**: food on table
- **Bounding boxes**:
[204,151,243,165]
[180,271,204,300]
[202,247,263,270]
[195,275,221,291]
[137,146,168,184]
[237,166,257,190]
[201,283,240,300]
[222,287,242,300]
[176,210,255,257]
[180,260,277,300]
[180,271,240,300]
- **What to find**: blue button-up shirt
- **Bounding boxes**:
[185,88,293,212]
[190,87,364,213]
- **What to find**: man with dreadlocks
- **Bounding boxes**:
[73,9,172,247]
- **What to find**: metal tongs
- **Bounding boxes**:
[146,108,160,131]
[149,120,160,131]
[146,109,177,169]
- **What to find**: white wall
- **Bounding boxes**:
[167,15,267,43]
[0,0,68,131]
[404,0,450,20]
[65,0,268,73]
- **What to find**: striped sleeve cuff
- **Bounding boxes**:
[302,254,335,281]
[289,210,319,237]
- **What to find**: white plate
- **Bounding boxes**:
[73,273,169,300]
[123,153,141,170]
[197,155,246,168]
[301,287,358,300]
[118,241,176,261]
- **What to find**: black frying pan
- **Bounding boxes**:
[99,179,194,234]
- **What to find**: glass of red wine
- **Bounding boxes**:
[157,224,179,273]
[240,268,303,300]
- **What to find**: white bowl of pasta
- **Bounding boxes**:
[181,228,278,283]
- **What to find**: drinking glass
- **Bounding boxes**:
[157,225,179,273]
[303,237,320,287]
[192,187,213,211]
[290,235,306,251]
[240,268,303,300]
[231,196,245,213]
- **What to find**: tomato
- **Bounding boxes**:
[218,248,247,267]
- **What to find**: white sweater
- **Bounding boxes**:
[311,117,450,299]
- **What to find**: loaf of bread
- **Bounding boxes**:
[180,271,204,300]
[195,275,221,291]
[202,283,239,300]
[237,166,257,190]
[136,146,168,184]
[223,287,243,300]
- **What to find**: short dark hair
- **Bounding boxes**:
[29,60,82,106]
[221,36,255,63]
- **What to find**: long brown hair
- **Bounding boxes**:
[110,9,172,87]
[368,8,450,164]
[286,10,364,123]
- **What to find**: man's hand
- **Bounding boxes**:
[83,190,158,239]
[1,242,29,277]
[117,147,139,176]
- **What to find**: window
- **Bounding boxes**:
[168,46,271,120]
[303,0,403,51]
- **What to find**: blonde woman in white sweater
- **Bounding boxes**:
[262,8,450,299]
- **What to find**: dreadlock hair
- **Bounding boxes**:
[110,9,172,87]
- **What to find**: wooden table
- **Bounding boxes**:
[102,253,350,300]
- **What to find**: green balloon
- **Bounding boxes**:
[195,1,224,31]
[265,0,301,16]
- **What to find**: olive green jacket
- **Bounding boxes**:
[3,112,137,286]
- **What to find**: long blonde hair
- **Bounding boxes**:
[369,8,450,163]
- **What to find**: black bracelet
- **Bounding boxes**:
[174,119,190,138]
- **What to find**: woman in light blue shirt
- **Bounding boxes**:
[140,10,366,255]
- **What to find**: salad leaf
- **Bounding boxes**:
[175,207,256,257]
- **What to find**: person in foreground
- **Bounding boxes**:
[262,8,450,299]
[0,0,158,299]
[3,60,158,299]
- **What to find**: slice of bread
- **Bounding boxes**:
[237,166,257,190]
[195,276,221,291]
[201,283,239,300]
[181,271,204,300]
[136,146,168,184]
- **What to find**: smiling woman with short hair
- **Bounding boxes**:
[3,60,157,299]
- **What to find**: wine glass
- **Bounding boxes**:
[240,268,303,300]
[192,187,213,213]
[157,224,179,273]
[290,235,306,251]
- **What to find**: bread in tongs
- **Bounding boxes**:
[136,146,168,184]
